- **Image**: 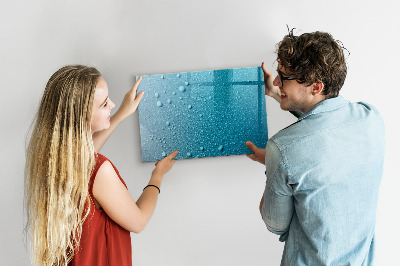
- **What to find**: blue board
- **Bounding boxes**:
[136,66,268,162]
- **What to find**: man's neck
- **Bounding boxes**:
[301,95,327,113]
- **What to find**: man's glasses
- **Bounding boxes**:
[277,70,297,86]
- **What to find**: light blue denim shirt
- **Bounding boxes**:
[261,96,385,266]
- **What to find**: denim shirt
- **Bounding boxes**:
[260,96,385,266]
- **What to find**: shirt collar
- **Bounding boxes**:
[298,95,350,121]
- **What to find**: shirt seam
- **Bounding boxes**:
[298,97,350,120]
[268,139,293,191]
[276,115,374,149]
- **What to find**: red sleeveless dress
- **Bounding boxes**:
[69,153,132,266]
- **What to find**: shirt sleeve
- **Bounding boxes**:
[260,139,294,241]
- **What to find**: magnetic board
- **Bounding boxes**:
[137,66,268,161]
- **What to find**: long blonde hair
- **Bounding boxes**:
[25,65,101,265]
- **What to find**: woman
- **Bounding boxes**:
[25,65,177,265]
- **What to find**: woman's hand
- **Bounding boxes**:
[152,151,179,178]
[262,62,281,103]
[92,77,144,152]
[115,76,144,120]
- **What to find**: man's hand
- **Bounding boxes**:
[262,62,281,103]
[245,141,266,165]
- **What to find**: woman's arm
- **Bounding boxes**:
[93,150,178,233]
[92,76,144,152]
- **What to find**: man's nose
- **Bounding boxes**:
[273,75,281,87]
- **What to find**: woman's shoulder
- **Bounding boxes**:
[95,153,108,164]
[93,153,127,188]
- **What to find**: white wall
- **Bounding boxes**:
[1,0,399,265]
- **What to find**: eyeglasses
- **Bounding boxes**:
[277,70,297,86]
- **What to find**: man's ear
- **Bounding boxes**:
[312,82,324,96]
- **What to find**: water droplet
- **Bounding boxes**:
[187,152,192,157]
[166,121,170,126]
[179,86,185,92]
[200,147,204,151]
[157,101,163,107]
[188,105,192,109]
[208,96,212,100]
[167,99,171,104]
[162,152,166,157]
[179,97,183,100]
[218,145,224,151]
[172,92,176,95]
[185,81,189,85]
[161,75,164,79]
[155,92,159,98]
[177,73,180,78]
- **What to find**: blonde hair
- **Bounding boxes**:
[25,65,101,265]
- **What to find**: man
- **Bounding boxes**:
[246,31,385,265]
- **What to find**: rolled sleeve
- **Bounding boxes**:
[260,139,294,240]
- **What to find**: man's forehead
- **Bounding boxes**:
[277,63,295,76]
[277,64,286,73]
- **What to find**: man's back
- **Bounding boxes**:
[261,96,385,265]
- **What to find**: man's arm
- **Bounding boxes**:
[259,195,264,211]
[262,62,302,119]
[245,141,265,165]
[93,77,144,152]
[246,138,294,239]
[260,140,294,240]
[262,62,282,102]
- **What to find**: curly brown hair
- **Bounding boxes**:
[277,30,348,98]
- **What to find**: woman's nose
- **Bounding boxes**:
[109,100,115,109]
